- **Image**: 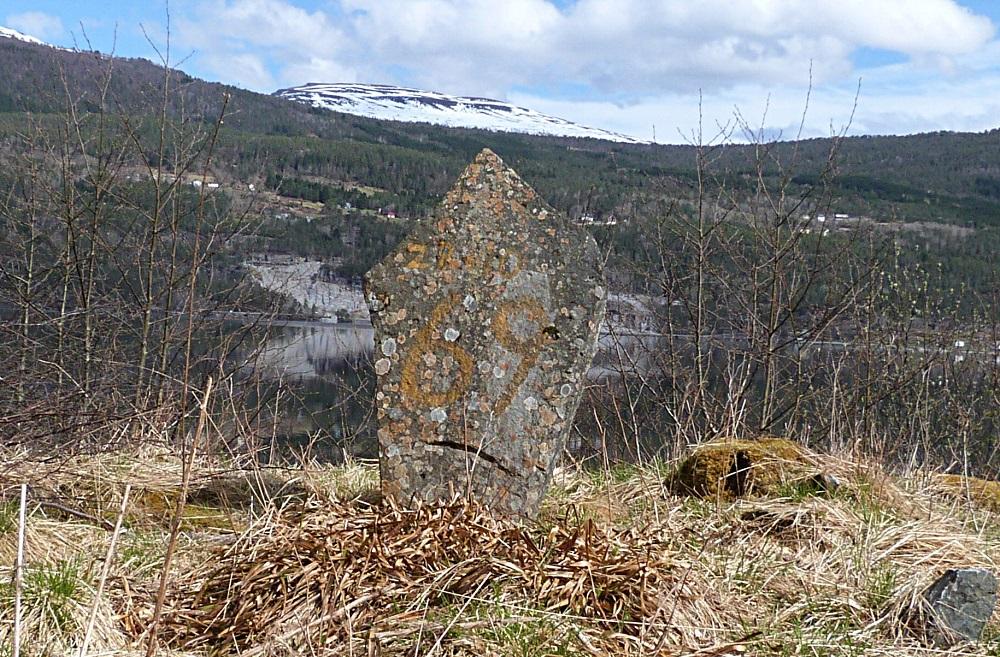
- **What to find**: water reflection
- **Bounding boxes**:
[254,321,374,380]
[251,321,650,383]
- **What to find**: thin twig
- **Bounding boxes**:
[426,578,489,656]
[145,376,214,656]
[13,483,27,657]
[79,483,131,657]
[37,499,115,531]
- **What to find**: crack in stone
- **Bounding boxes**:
[428,440,515,476]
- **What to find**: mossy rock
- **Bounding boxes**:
[186,470,308,509]
[131,489,238,530]
[934,474,1000,511]
[130,470,307,530]
[670,437,821,500]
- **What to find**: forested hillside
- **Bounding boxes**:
[2,33,998,323]
[3,34,1000,225]
[0,18,998,496]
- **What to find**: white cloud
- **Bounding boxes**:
[202,52,276,90]
[176,0,354,88]
[5,11,64,41]
[281,57,358,90]
[513,51,1000,144]
[334,0,994,97]
[170,0,999,140]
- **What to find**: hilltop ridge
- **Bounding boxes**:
[276,82,648,143]
[0,25,48,47]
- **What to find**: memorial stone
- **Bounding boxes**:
[364,149,606,516]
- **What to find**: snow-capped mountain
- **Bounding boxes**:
[0,26,49,47]
[276,83,646,144]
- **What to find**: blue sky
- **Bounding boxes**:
[4,1,1000,143]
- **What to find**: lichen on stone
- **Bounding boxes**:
[364,148,605,517]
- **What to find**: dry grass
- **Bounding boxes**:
[0,445,997,656]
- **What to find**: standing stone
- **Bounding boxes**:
[922,568,997,646]
[364,148,605,516]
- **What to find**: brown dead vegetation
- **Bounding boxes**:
[0,446,997,656]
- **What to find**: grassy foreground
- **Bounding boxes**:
[0,442,997,656]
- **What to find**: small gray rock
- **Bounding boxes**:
[810,472,842,494]
[922,568,997,646]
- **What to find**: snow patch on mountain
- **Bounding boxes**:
[276,83,646,144]
[0,26,49,47]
